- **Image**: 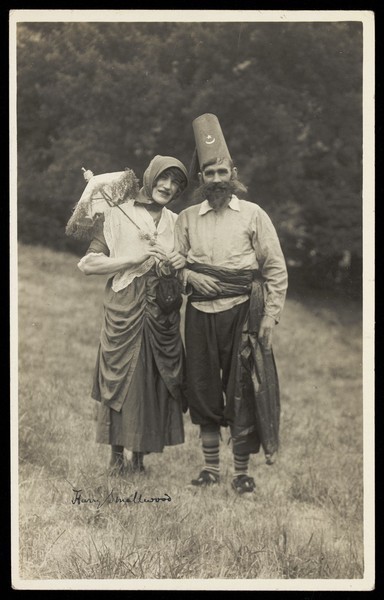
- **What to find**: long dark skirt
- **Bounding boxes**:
[93,268,185,453]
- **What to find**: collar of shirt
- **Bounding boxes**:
[198,195,240,216]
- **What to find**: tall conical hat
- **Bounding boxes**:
[191,113,231,175]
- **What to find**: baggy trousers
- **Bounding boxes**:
[185,299,259,450]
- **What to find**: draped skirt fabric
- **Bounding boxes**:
[93,268,185,453]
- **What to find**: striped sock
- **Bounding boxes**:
[201,427,220,477]
[232,452,250,479]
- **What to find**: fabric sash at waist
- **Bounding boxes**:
[187,262,262,302]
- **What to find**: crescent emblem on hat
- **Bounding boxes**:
[205,134,216,145]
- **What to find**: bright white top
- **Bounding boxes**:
[78,200,177,292]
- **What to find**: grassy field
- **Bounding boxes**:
[14,243,368,586]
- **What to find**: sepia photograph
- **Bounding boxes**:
[10,9,375,591]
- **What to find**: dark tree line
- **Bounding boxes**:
[16,21,363,295]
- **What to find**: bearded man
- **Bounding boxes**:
[175,113,288,495]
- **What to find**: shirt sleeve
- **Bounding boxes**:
[85,230,110,256]
[174,211,191,258]
[77,230,111,273]
[174,212,194,294]
[252,207,288,323]
[174,212,194,293]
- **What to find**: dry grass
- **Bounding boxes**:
[15,243,367,584]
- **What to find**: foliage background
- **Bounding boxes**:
[16,19,363,294]
[14,16,371,584]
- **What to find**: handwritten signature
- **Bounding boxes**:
[71,488,172,509]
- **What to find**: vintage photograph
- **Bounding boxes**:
[10,9,375,591]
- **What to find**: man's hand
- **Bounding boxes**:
[168,251,186,270]
[187,271,222,297]
[258,315,276,352]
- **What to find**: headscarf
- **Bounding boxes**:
[136,155,188,204]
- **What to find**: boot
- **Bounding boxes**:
[131,451,145,473]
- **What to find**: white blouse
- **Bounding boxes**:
[78,200,177,292]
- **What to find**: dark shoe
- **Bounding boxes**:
[131,452,145,473]
[231,474,256,495]
[129,461,145,474]
[191,469,220,486]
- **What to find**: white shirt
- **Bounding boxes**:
[175,195,288,319]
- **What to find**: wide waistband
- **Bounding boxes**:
[187,262,262,302]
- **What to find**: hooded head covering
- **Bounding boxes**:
[137,155,188,204]
[189,114,232,181]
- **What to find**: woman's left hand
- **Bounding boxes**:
[168,251,186,270]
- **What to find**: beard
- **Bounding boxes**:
[192,178,248,208]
